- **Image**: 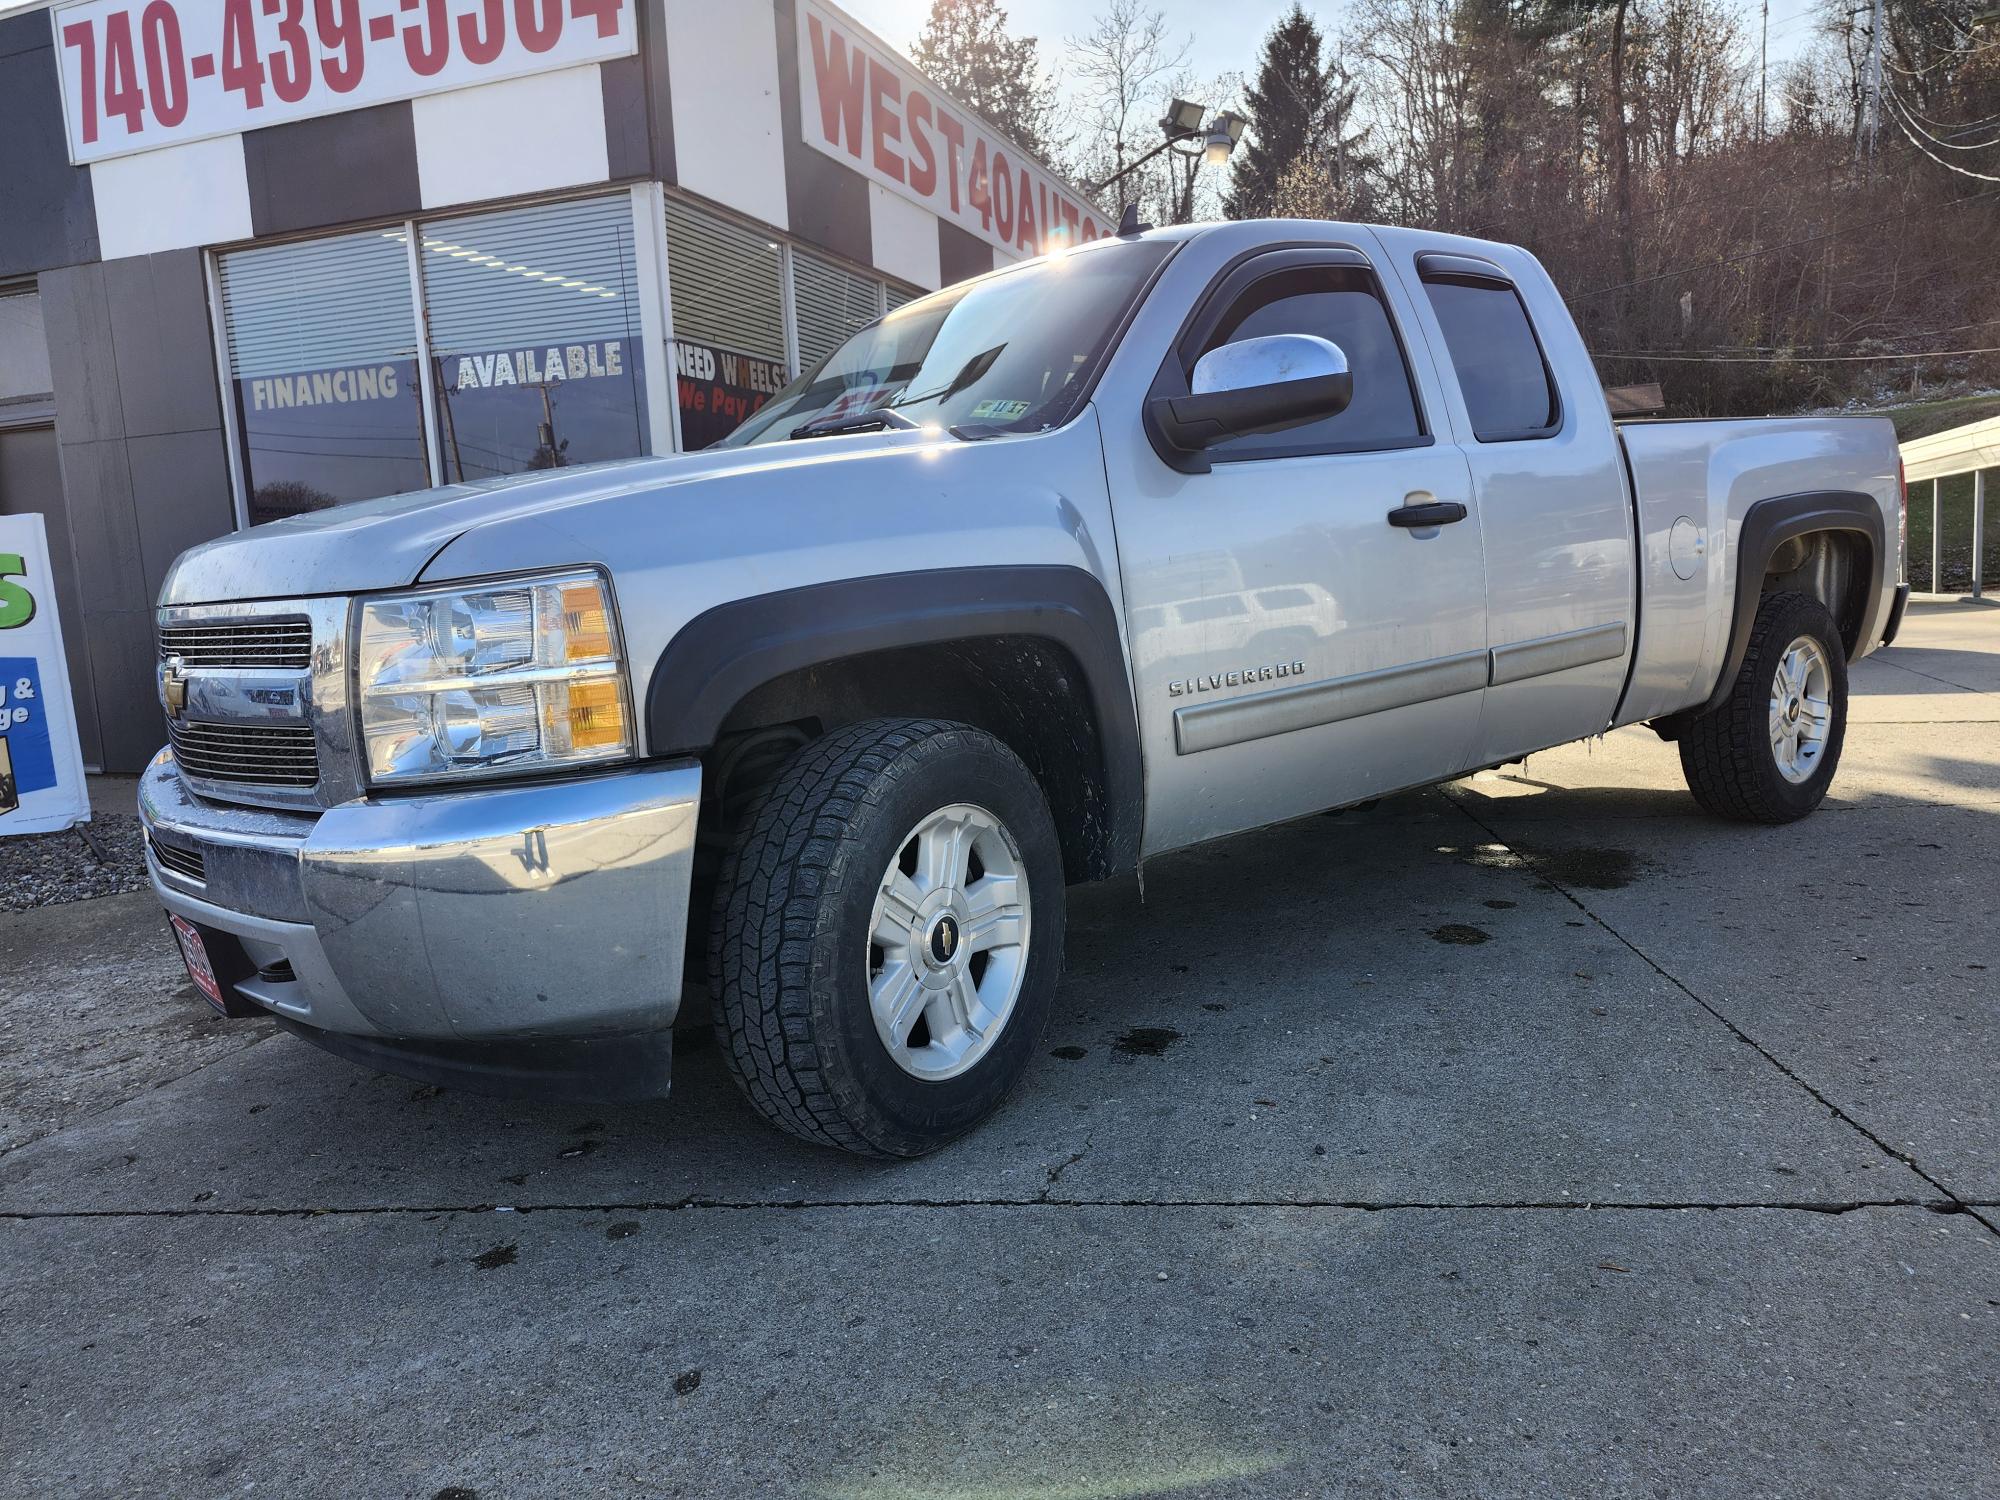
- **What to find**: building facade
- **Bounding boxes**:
[0,0,1104,772]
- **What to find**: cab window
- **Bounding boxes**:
[1196,265,1427,462]
[1418,267,1561,441]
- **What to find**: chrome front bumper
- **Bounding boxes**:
[138,750,702,1042]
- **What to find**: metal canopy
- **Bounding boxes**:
[1901,413,2000,484]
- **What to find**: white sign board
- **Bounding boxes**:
[795,0,1109,262]
[51,0,637,165]
[0,516,91,836]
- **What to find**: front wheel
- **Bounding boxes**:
[709,718,1066,1157]
[1678,590,1849,824]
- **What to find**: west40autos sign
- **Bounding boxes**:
[796,1,1109,260]
[52,0,636,165]
[0,517,90,836]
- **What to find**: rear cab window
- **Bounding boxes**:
[1416,254,1562,443]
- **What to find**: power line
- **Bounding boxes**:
[1885,92,2000,180]
[1566,185,2000,301]
[1595,343,2000,363]
[1885,84,2000,148]
[1613,314,2000,355]
[1884,36,2000,78]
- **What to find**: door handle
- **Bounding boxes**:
[1387,500,1468,529]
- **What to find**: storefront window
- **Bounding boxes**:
[665,198,789,450]
[0,292,53,402]
[792,248,884,372]
[419,196,648,483]
[217,231,429,525]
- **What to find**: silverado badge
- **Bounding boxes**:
[1166,659,1307,698]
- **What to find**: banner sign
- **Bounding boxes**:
[673,338,786,451]
[796,1,1108,261]
[0,516,91,837]
[51,0,637,165]
[445,337,629,393]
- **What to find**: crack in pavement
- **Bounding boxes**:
[1869,653,2000,697]
[0,1197,1970,1223]
[1445,794,2000,1243]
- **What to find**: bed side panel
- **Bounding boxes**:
[1614,417,1898,726]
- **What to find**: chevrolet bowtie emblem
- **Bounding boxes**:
[162,656,188,720]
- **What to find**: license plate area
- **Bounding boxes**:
[169,915,264,1019]
[171,915,226,1013]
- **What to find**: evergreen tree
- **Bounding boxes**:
[912,0,1063,161]
[1224,4,1335,219]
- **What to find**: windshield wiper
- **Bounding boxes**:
[789,407,920,440]
[889,344,1007,413]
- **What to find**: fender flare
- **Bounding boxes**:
[644,565,1144,874]
[1698,490,1884,716]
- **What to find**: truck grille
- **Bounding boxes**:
[149,835,207,884]
[168,720,321,788]
[159,618,314,669]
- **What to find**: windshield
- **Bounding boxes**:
[718,237,1175,447]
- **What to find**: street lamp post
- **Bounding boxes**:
[1089,99,1247,202]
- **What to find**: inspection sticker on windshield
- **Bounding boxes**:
[969,399,1030,421]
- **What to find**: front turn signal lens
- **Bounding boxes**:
[560,582,616,662]
[560,678,628,752]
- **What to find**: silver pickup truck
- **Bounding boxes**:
[140,219,1908,1156]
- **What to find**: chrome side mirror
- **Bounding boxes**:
[1148,334,1354,474]
[1191,333,1350,398]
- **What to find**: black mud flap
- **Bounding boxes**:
[1882,582,1912,647]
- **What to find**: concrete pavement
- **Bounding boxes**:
[2,602,1996,1499]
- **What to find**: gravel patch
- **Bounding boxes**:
[0,814,149,912]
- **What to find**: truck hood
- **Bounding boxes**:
[158,434,936,606]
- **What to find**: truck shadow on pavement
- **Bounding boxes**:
[9,763,1964,1222]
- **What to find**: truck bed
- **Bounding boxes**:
[1613,416,1902,726]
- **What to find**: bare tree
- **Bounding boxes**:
[1346,0,1479,228]
[1066,0,1191,216]
[1633,0,1753,166]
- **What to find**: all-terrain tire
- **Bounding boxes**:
[709,717,1066,1157]
[1678,590,1849,824]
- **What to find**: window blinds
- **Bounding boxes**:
[217,229,417,380]
[664,197,786,361]
[792,248,884,371]
[420,195,641,357]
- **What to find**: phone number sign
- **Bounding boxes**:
[52,0,636,165]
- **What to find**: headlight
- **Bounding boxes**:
[354,570,633,785]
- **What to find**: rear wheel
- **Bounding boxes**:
[1678,590,1849,824]
[709,717,1065,1157]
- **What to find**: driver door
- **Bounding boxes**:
[1110,244,1490,855]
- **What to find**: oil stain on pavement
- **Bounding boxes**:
[1111,1026,1182,1060]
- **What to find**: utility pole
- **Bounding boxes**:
[1758,0,1769,141]
[1860,0,1887,172]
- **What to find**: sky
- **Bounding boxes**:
[0,0,1837,113]
[841,0,1833,111]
